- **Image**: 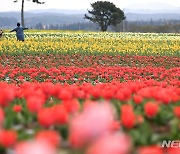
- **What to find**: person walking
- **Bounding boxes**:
[10,23,28,41]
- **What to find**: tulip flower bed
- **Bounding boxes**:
[1,31,180,56]
[0,81,180,154]
[0,54,180,68]
[0,31,180,154]
[0,65,180,84]
[0,54,180,84]
[0,80,180,154]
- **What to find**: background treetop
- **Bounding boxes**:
[85,1,126,31]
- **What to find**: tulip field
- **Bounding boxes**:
[0,31,180,154]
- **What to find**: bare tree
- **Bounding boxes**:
[13,0,45,27]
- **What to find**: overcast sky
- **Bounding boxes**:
[0,0,180,12]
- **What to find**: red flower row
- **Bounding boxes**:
[0,66,180,84]
[1,54,179,69]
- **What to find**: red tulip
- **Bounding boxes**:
[121,105,135,129]
[0,83,16,107]
[0,130,17,147]
[133,94,143,105]
[26,96,45,113]
[38,108,55,127]
[138,145,164,154]
[174,106,180,118]
[144,102,159,118]
[58,89,73,100]
[53,104,69,125]
[167,147,180,154]
[62,99,80,114]
[13,105,22,113]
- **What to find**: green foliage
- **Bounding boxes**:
[85,1,125,31]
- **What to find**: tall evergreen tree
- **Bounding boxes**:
[85,1,125,31]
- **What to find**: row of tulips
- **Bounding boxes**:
[0,65,180,84]
[1,31,180,56]
[0,54,180,69]
[0,81,180,154]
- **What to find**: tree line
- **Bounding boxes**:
[31,20,180,33]
[1,16,179,33]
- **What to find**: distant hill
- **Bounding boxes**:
[0,12,85,23]
[0,10,180,29]
[0,12,85,28]
[126,13,180,21]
